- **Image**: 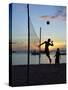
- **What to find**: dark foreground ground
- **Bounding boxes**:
[10,64,66,86]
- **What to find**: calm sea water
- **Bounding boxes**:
[12,52,66,65]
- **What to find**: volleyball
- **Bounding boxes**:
[46,21,50,25]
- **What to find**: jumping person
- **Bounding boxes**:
[39,38,54,64]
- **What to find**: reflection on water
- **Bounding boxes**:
[12,52,66,65]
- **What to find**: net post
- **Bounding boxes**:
[39,27,41,64]
[27,4,30,85]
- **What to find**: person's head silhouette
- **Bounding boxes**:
[57,48,60,52]
[48,38,51,42]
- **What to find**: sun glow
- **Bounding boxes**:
[40,41,65,51]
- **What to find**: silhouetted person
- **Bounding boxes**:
[39,38,54,64]
[54,48,60,64]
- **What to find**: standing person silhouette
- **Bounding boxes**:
[54,48,60,64]
[39,38,54,64]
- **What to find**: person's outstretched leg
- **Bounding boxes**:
[46,52,52,64]
[46,54,51,64]
[49,57,51,64]
[48,56,51,64]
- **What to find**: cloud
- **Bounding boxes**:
[40,7,66,21]
[40,15,66,21]
[56,7,66,16]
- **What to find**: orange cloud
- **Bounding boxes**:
[40,15,66,21]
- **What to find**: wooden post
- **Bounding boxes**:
[39,27,41,64]
[27,4,30,85]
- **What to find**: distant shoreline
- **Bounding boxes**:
[12,51,66,55]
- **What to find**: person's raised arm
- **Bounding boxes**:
[39,41,46,47]
[50,41,54,46]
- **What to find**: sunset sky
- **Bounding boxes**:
[12,3,66,51]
